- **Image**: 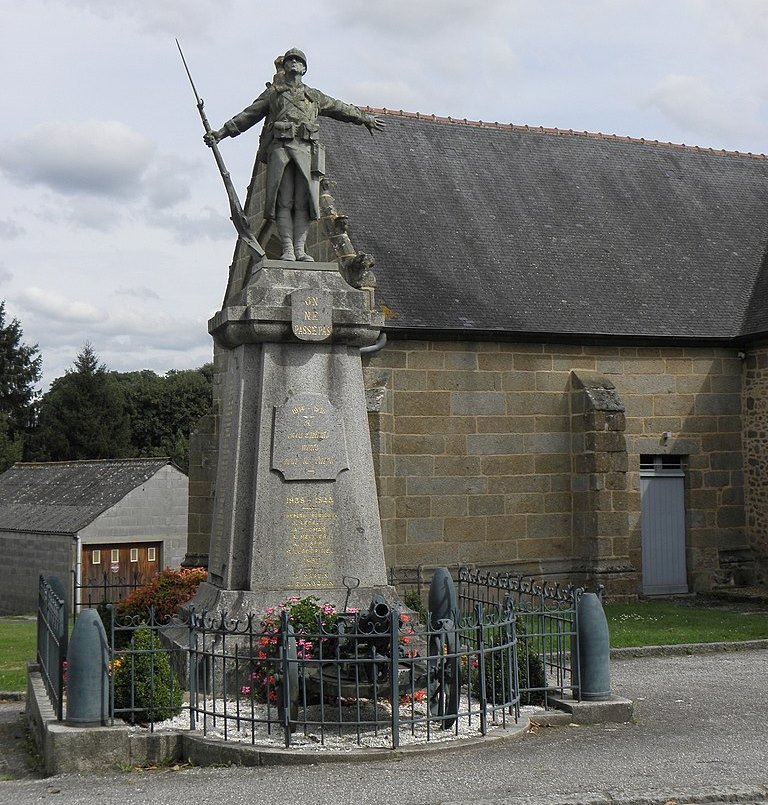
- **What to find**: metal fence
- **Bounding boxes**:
[37,575,69,720]
[107,607,186,727]
[183,599,518,749]
[391,565,583,706]
[101,587,521,749]
[41,565,585,750]
[456,567,583,705]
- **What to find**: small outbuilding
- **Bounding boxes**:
[0,458,188,614]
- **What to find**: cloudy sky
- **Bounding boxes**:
[1,0,767,389]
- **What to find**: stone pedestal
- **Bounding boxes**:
[191,260,392,616]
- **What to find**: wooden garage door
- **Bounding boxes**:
[81,542,162,594]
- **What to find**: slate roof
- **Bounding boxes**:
[0,458,172,534]
[317,111,768,343]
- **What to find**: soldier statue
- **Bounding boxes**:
[204,48,385,262]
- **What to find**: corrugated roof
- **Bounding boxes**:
[0,458,172,534]
[312,112,768,342]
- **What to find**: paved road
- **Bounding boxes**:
[1,650,767,805]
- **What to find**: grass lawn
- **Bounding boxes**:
[0,618,36,692]
[605,599,768,648]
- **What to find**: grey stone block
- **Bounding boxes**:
[547,694,634,724]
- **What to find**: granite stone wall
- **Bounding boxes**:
[363,340,748,596]
[743,343,768,582]
[184,414,218,569]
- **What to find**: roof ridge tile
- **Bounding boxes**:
[362,107,767,161]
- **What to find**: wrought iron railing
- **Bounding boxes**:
[100,589,520,749]
[32,564,586,750]
[456,566,583,705]
[183,601,518,749]
[391,565,583,705]
[36,575,69,720]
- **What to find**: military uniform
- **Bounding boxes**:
[222,83,376,221]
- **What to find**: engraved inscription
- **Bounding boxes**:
[283,493,337,588]
[272,392,349,481]
[291,289,332,341]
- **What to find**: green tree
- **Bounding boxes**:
[0,301,42,470]
[114,364,212,472]
[30,343,131,461]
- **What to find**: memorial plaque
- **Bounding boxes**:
[283,491,337,588]
[272,392,349,481]
[291,289,332,341]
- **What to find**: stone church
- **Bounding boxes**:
[186,108,768,599]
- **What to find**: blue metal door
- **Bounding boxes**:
[640,456,688,595]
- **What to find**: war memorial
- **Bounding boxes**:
[25,47,631,772]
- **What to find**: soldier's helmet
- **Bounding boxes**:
[283,48,307,70]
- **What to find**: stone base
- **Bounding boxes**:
[183,580,402,622]
[547,693,634,724]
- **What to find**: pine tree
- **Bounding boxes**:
[30,343,131,461]
[0,301,42,470]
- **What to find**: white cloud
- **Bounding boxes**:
[330,0,514,37]
[348,81,420,113]
[36,195,127,232]
[143,157,196,210]
[0,264,13,284]
[642,74,766,146]
[62,0,235,37]
[17,287,108,324]
[0,120,154,198]
[115,286,161,301]
[0,219,24,239]
[148,207,232,242]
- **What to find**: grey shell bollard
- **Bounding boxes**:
[66,609,109,726]
[576,592,612,701]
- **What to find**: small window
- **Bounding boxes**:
[130,548,139,563]
[111,548,120,563]
[147,547,157,562]
[91,550,101,565]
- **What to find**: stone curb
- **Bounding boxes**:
[611,638,768,659]
[25,665,630,774]
[183,717,532,767]
[0,691,26,702]
[460,784,768,805]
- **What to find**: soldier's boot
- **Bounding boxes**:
[277,209,296,261]
[293,209,314,262]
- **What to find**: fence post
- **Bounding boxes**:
[66,609,109,725]
[476,602,487,735]
[390,605,400,749]
[576,592,611,701]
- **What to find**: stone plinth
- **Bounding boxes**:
[194,260,391,616]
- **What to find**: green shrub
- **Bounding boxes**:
[116,566,207,623]
[403,590,426,624]
[112,626,183,724]
[469,619,546,707]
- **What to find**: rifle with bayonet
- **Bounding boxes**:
[176,39,265,259]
